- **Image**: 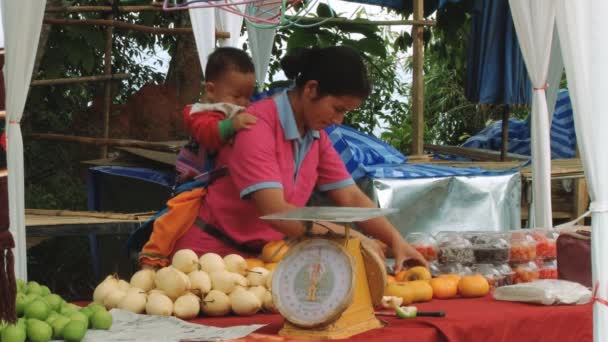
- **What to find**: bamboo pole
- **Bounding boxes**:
[46,5,162,13]
[28,133,186,153]
[411,0,425,155]
[25,208,154,221]
[101,4,114,159]
[424,144,529,162]
[43,18,230,38]
[31,73,129,86]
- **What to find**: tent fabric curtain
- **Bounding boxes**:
[1,0,47,281]
[215,7,244,48]
[508,0,555,229]
[189,8,216,74]
[546,26,564,121]
[246,21,276,90]
[556,1,607,340]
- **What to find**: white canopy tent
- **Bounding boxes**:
[508,0,607,340]
[2,2,607,340]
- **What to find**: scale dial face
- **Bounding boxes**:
[272,238,355,328]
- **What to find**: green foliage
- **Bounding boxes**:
[24,0,180,209]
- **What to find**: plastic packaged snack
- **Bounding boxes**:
[473,264,504,288]
[407,232,438,261]
[429,261,441,278]
[530,228,558,260]
[471,232,510,264]
[539,259,558,279]
[509,230,537,263]
[437,232,475,264]
[512,261,540,284]
[437,263,473,277]
[495,263,516,286]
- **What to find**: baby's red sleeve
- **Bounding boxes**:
[183,106,226,150]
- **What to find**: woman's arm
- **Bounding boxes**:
[249,188,347,238]
[325,184,428,272]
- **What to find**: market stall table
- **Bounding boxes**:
[190,295,591,342]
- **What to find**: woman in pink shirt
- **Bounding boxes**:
[173,46,427,272]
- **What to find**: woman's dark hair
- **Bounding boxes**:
[205,47,254,82]
[280,46,371,99]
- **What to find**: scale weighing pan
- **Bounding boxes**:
[260,206,399,223]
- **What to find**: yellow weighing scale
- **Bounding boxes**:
[261,207,395,340]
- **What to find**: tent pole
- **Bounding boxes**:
[411,0,424,155]
[100,2,114,159]
[501,105,510,161]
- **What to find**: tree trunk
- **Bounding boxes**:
[32,0,64,79]
[165,13,204,105]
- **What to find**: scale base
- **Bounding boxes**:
[279,314,383,340]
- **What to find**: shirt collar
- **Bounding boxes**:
[274,89,320,141]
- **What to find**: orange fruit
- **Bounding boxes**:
[430,277,458,299]
[438,274,462,284]
[261,240,289,263]
[386,275,397,285]
[407,280,433,302]
[245,258,265,270]
[384,282,414,305]
[458,274,490,298]
[264,262,279,271]
[405,266,432,281]
[394,270,408,282]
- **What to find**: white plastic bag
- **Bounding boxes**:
[493,279,591,305]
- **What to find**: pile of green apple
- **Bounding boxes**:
[0,280,112,342]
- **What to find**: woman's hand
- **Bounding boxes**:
[391,238,428,273]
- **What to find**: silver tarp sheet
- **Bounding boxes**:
[359,173,522,235]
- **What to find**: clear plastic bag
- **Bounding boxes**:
[493,279,591,305]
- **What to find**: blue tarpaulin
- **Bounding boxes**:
[465,0,531,105]
[460,89,576,159]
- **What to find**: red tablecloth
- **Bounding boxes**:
[190,296,592,342]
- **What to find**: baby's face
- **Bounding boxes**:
[207,70,256,107]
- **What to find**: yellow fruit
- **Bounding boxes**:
[245,258,265,270]
[384,282,414,305]
[408,280,433,302]
[394,270,408,282]
[261,240,289,263]
[405,266,432,281]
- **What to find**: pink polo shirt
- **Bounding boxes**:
[198,90,354,249]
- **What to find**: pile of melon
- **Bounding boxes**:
[92,250,279,319]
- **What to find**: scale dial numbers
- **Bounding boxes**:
[272,239,355,328]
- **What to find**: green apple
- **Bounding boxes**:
[26,318,53,342]
[69,311,89,328]
[45,311,59,325]
[25,319,52,342]
[87,303,106,314]
[39,286,51,296]
[50,315,70,340]
[24,300,50,321]
[15,293,27,317]
[62,320,87,342]
[43,294,62,312]
[1,324,26,342]
[25,282,42,296]
[91,309,112,330]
